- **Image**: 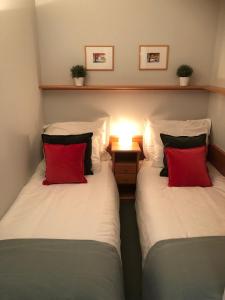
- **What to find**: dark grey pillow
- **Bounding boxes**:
[160,133,207,177]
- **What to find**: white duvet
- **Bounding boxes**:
[136,162,225,260]
[0,161,120,253]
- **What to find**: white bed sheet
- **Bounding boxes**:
[0,161,120,253]
[136,162,225,260]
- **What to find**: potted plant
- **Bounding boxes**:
[70,65,87,86]
[176,65,193,86]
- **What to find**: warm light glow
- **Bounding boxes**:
[111,119,139,148]
[35,0,55,6]
[0,0,16,10]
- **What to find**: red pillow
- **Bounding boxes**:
[165,146,212,187]
[43,143,87,185]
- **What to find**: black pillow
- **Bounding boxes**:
[42,133,93,175]
[160,133,207,177]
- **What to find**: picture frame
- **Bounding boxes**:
[85,46,114,71]
[139,45,169,70]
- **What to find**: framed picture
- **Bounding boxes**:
[85,46,114,71]
[139,45,169,70]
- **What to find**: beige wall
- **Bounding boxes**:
[208,0,225,151]
[43,91,209,135]
[0,0,223,218]
[36,0,220,130]
[210,0,225,87]
[0,0,43,218]
[36,0,219,85]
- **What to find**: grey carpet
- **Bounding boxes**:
[120,201,142,300]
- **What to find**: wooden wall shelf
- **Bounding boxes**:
[39,84,207,91]
[39,84,225,95]
[205,85,225,96]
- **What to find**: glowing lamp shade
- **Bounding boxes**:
[111,120,138,148]
[119,127,133,148]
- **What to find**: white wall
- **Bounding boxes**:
[36,0,220,131]
[43,91,209,135]
[0,0,223,218]
[208,0,225,151]
[0,0,43,218]
[36,0,219,85]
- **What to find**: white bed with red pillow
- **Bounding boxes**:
[0,160,120,250]
[0,159,125,300]
[0,118,125,300]
[138,118,225,300]
[136,162,225,260]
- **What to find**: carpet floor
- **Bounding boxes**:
[120,200,142,300]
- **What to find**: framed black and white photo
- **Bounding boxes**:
[139,45,169,70]
[85,46,114,70]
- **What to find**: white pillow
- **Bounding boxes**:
[43,117,110,171]
[185,119,211,136]
[44,117,110,151]
[143,119,186,163]
[91,135,101,172]
[143,118,211,167]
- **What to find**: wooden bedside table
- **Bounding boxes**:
[111,142,141,201]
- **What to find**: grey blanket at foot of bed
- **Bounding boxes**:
[0,239,124,300]
[143,237,225,300]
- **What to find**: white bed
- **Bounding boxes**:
[136,162,225,260]
[0,160,125,300]
[0,160,120,253]
[140,118,225,299]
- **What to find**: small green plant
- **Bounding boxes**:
[176,65,193,77]
[70,65,86,78]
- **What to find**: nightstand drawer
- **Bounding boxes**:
[114,163,136,174]
[115,173,136,184]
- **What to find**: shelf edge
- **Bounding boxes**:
[205,85,225,96]
[39,84,208,91]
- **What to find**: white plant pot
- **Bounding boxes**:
[74,77,85,86]
[179,77,190,86]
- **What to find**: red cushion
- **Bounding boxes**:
[43,143,87,185]
[165,146,212,187]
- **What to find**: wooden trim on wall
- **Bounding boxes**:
[208,144,225,176]
[39,84,225,95]
[205,85,225,96]
[131,135,144,159]
[39,84,207,91]
[108,138,225,176]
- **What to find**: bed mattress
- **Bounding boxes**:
[0,161,124,300]
[0,160,120,252]
[136,162,225,260]
[136,162,225,300]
